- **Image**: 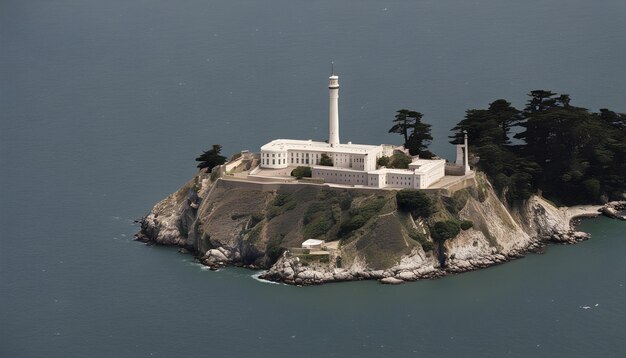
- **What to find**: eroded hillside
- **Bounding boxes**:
[138,171,591,284]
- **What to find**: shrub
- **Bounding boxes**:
[409,230,434,251]
[291,166,312,178]
[339,196,387,238]
[266,245,285,263]
[389,152,412,169]
[340,214,368,235]
[304,212,335,239]
[396,190,433,217]
[430,220,461,242]
[319,153,333,166]
[409,231,427,243]
[339,195,353,211]
[377,156,390,167]
[421,241,434,252]
[266,234,286,263]
[460,220,473,230]
[272,193,290,206]
[303,202,326,224]
[266,193,297,220]
[249,212,264,227]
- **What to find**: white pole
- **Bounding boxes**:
[328,75,340,147]
[464,132,470,174]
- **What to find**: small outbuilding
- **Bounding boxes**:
[301,239,324,250]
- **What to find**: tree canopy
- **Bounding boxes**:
[319,153,333,166]
[389,109,433,157]
[396,190,433,217]
[195,144,227,171]
[430,221,461,242]
[291,166,312,178]
[450,92,626,204]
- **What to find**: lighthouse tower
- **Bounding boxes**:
[328,74,340,147]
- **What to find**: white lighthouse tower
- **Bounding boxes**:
[328,73,340,147]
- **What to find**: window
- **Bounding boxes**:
[272,159,275,165]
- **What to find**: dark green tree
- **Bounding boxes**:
[319,153,333,166]
[406,116,433,156]
[450,91,625,204]
[388,109,416,144]
[389,109,433,156]
[291,166,312,178]
[396,190,433,217]
[389,152,412,169]
[376,156,390,168]
[195,144,227,171]
[430,221,461,242]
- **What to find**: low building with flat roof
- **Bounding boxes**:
[259,73,468,189]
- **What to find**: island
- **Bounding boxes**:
[136,73,625,285]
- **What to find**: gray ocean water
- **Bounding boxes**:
[1,1,625,357]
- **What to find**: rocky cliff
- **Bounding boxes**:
[136,170,598,285]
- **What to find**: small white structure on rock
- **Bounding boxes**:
[455,132,471,175]
[301,239,324,250]
[259,72,464,189]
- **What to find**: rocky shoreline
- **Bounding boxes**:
[600,201,626,221]
[135,171,623,286]
[257,232,596,286]
[257,205,606,286]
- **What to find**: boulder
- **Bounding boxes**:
[397,271,417,281]
[380,277,404,285]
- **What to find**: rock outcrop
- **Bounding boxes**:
[600,201,626,221]
[137,169,608,285]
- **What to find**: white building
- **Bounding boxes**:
[259,73,459,189]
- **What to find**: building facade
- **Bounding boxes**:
[259,73,459,189]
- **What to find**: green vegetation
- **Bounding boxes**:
[460,220,474,230]
[302,201,336,239]
[376,156,390,167]
[297,253,330,264]
[430,220,461,242]
[319,153,333,166]
[339,196,387,238]
[396,190,433,217]
[450,93,626,204]
[390,152,412,169]
[266,193,297,220]
[442,190,470,215]
[377,152,415,169]
[408,230,433,251]
[388,109,434,157]
[195,144,227,171]
[291,166,312,178]
[266,234,286,264]
[297,189,356,240]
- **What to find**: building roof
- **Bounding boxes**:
[301,239,324,246]
[261,139,381,155]
[313,158,445,175]
[408,159,446,173]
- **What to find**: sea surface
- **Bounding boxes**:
[1,1,625,357]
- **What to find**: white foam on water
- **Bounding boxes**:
[185,260,220,272]
[251,271,282,285]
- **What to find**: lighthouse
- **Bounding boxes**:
[328,74,340,147]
